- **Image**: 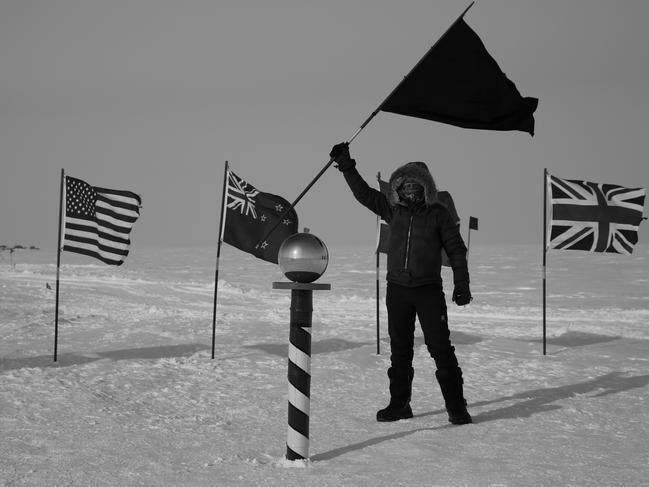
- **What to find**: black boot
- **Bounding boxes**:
[376,367,414,422]
[435,367,472,425]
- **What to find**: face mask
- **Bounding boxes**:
[399,181,424,203]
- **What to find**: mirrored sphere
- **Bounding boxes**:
[278,232,329,283]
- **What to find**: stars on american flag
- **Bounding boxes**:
[66,177,97,219]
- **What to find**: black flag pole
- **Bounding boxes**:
[54,169,65,362]
[375,237,381,355]
[255,2,476,248]
[542,168,548,356]
[211,161,230,359]
[375,171,382,355]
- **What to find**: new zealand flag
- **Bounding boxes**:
[222,169,298,264]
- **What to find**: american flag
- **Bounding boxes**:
[469,216,479,231]
[548,174,646,254]
[63,176,142,265]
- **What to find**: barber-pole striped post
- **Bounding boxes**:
[273,281,330,461]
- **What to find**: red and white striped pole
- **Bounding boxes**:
[273,281,330,460]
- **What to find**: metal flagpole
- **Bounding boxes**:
[543,168,548,356]
[375,249,380,355]
[212,161,230,359]
[54,169,65,362]
[255,2,476,249]
[375,171,381,355]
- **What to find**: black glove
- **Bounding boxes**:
[452,281,472,306]
[329,142,356,172]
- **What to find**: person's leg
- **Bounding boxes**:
[415,285,472,425]
[414,285,456,369]
[386,283,417,369]
[434,367,472,424]
[377,283,416,422]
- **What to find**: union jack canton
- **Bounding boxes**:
[548,174,646,254]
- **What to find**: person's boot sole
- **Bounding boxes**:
[376,406,413,422]
[448,413,473,425]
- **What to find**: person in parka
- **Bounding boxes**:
[330,142,473,425]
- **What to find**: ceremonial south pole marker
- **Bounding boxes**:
[273,230,330,461]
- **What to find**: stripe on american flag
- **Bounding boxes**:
[63,176,141,265]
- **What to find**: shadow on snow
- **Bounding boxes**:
[470,370,649,422]
[246,331,483,358]
[531,331,622,348]
[313,371,649,461]
[244,337,373,357]
[0,343,210,371]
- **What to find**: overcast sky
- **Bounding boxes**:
[1,0,648,250]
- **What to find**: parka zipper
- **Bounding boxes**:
[404,215,413,269]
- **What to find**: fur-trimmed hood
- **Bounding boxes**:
[388,161,437,207]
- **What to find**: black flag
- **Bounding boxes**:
[380,18,538,135]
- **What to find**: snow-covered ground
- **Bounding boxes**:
[1,244,648,486]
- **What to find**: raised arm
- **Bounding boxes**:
[330,142,392,222]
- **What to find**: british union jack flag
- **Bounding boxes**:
[548,174,646,254]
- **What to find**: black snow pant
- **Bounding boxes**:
[386,282,459,373]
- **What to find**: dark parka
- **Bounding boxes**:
[342,161,469,288]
